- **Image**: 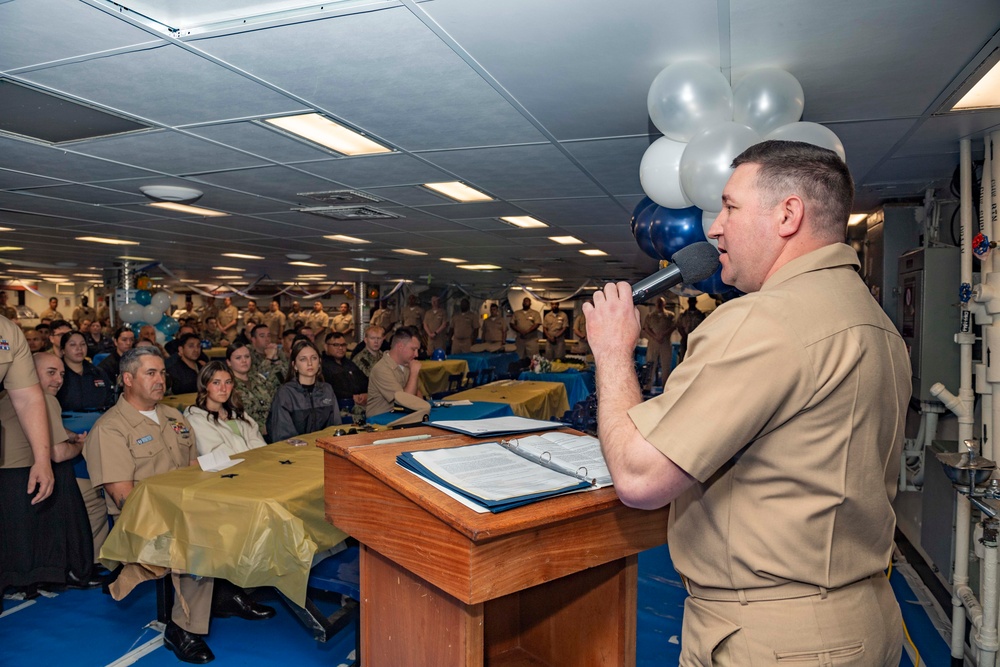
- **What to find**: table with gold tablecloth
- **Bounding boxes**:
[418,359,469,396]
[100,429,348,607]
[443,380,570,421]
[204,346,229,360]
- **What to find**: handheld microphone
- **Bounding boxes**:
[631,242,721,303]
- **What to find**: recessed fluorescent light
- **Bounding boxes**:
[148,202,228,217]
[510,286,523,291]
[532,277,563,282]
[264,113,391,156]
[550,236,583,245]
[392,249,428,256]
[342,267,370,273]
[325,234,370,244]
[423,182,492,203]
[953,60,1000,110]
[288,261,325,267]
[501,216,548,229]
[0,226,14,232]
[0,247,22,252]
[212,266,244,272]
[458,264,501,271]
[73,273,102,278]
[118,255,154,261]
[580,249,608,256]
[179,279,199,283]
[440,257,466,263]
[76,236,140,246]
[848,214,868,227]
[8,269,37,274]
[216,275,243,280]
[222,253,264,260]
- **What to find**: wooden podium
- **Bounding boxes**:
[317,426,669,666]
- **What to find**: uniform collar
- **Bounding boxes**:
[115,395,171,427]
[760,243,860,291]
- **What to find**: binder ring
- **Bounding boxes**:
[540,451,551,463]
[576,466,588,478]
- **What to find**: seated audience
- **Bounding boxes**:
[225,342,281,440]
[184,362,266,457]
[366,326,423,418]
[84,320,114,359]
[24,327,45,353]
[267,339,340,442]
[98,326,135,387]
[58,331,114,412]
[167,333,206,395]
[321,333,367,410]
[84,348,275,664]
[351,325,384,378]
[48,320,72,358]
[1,351,93,599]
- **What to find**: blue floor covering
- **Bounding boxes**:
[0,543,948,666]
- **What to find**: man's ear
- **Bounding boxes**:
[777,195,805,238]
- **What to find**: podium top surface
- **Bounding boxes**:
[317,425,628,543]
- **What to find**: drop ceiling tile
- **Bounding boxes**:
[188,122,332,163]
[0,192,149,223]
[560,224,637,244]
[198,8,545,150]
[0,0,162,71]
[193,166,342,203]
[0,135,156,182]
[253,210,403,236]
[22,44,302,126]
[365,186,450,207]
[562,137,650,196]
[513,197,632,229]
[74,130,268,175]
[11,184,146,206]
[297,154,451,189]
[414,200,527,220]
[420,145,603,199]
[0,170,66,190]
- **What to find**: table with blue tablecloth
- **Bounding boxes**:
[449,352,521,379]
[365,400,514,426]
[517,370,595,407]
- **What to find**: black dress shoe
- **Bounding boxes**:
[65,570,105,589]
[212,590,276,620]
[163,621,214,664]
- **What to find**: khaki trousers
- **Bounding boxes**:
[544,337,565,360]
[515,335,539,360]
[172,573,214,635]
[679,575,902,666]
[452,337,472,354]
[645,340,672,389]
[76,478,109,560]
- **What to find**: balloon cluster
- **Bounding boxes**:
[634,63,845,295]
[118,290,179,343]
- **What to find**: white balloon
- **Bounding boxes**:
[119,302,143,324]
[701,210,721,248]
[639,137,693,209]
[143,304,163,325]
[150,291,172,313]
[680,122,761,211]
[647,61,734,142]
[764,122,846,161]
[733,68,804,136]
[155,329,166,345]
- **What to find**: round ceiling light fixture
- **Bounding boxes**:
[139,185,204,204]
[286,253,312,260]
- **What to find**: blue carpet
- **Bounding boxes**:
[0,544,948,666]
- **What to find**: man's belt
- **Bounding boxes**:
[682,574,877,605]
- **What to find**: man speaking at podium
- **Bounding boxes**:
[585,141,911,666]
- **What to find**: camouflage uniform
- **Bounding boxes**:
[353,347,382,378]
[232,371,281,437]
[250,347,287,383]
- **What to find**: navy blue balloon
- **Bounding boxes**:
[630,196,656,236]
[650,205,707,261]
[691,265,736,296]
[633,203,663,260]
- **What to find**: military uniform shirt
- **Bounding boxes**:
[0,392,64,469]
[84,397,196,515]
[512,309,540,339]
[366,354,410,417]
[262,310,286,339]
[0,317,39,392]
[628,244,911,592]
[482,316,506,345]
[401,305,424,328]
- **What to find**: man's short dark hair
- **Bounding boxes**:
[731,139,853,240]
[327,332,346,343]
[49,319,71,332]
[391,326,419,348]
[176,332,201,349]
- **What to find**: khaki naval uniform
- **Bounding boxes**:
[370,308,396,338]
[39,308,65,321]
[542,310,568,360]
[365,354,411,418]
[628,245,910,665]
[0,304,17,320]
[642,310,676,389]
[84,397,213,634]
[0,317,38,391]
[423,308,447,353]
[482,315,506,352]
[72,305,97,326]
[262,309,286,340]
[217,304,239,343]
[570,313,589,354]
[450,312,479,354]
[241,307,264,331]
[287,308,306,330]
[512,308,540,359]
[328,311,351,342]
[401,305,424,329]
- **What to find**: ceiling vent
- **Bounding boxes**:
[297,190,382,206]
[294,206,401,221]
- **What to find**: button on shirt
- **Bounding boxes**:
[628,244,911,592]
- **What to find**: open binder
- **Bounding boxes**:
[397,432,612,513]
